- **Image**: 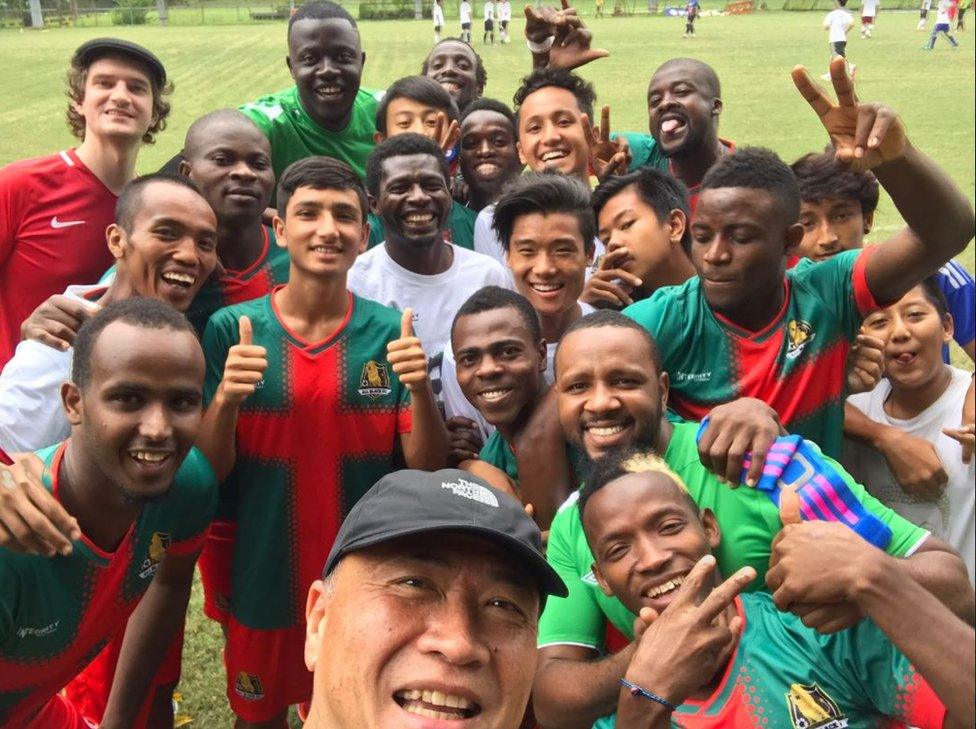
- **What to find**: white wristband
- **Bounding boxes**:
[526,35,555,53]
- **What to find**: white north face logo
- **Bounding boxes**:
[441,478,499,508]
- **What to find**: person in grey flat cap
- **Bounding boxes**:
[301,468,566,729]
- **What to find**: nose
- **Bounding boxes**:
[406,182,428,205]
[315,55,339,78]
[541,119,562,145]
[109,80,132,105]
[475,353,504,379]
[607,229,627,254]
[701,236,731,266]
[172,235,201,267]
[584,381,620,415]
[140,401,173,442]
[888,312,910,342]
[533,250,558,277]
[815,220,838,252]
[633,533,672,575]
[416,599,491,667]
[230,159,257,181]
[314,212,341,240]
[477,138,493,156]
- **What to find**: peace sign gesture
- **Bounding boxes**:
[583,105,631,182]
[792,56,907,172]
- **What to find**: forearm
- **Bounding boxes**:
[874,146,975,266]
[615,690,673,729]
[403,384,449,470]
[513,426,571,530]
[533,645,636,728]
[843,400,890,446]
[853,561,975,726]
[197,391,239,482]
[100,565,193,726]
[897,546,975,625]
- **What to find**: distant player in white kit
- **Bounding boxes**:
[861,0,879,37]
[918,0,931,30]
[433,0,445,42]
[497,0,511,42]
[483,0,496,44]
[923,0,960,47]
[460,0,472,42]
[823,0,855,79]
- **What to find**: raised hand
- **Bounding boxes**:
[623,556,755,708]
[698,398,784,488]
[218,316,268,406]
[387,308,430,392]
[432,110,461,156]
[447,416,484,464]
[580,247,642,309]
[792,56,907,172]
[583,106,631,182]
[524,0,609,70]
[846,332,885,394]
[20,294,98,351]
[0,454,80,556]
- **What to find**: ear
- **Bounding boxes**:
[591,561,615,598]
[368,193,380,216]
[517,140,528,166]
[373,131,385,144]
[304,580,329,672]
[700,508,722,550]
[657,369,670,413]
[667,208,687,247]
[272,215,288,247]
[62,382,84,426]
[106,224,126,261]
[862,210,874,236]
[711,97,723,118]
[359,220,370,255]
[361,51,367,67]
[178,159,191,178]
[784,223,804,255]
[286,54,295,77]
[536,338,548,373]
[942,312,955,344]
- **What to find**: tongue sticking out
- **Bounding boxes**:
[662,119,682,134]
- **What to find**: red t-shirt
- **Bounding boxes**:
[0,149,117,367]
[671,138,737,217]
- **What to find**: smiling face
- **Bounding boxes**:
[375,153,452,248]
[76,55,155,144]
[691,187,800,322]
[797,197,871,262]
[182,118,275,226]
[459,110,521,205]
[597,185,685,292]
[424,40,483,108]
[506,212,590,321]
[287,17,365,131]
[647,64,720,158]
[862,286,953,393]
[111,182,218,312]
[304,531,540,729]
[452,307,547,428]
[274,185,367,278]
[65,321,204,504]
[555,326,668,460]
[380,96,447,141]
[517,87,590,179]
[583,471,720,616]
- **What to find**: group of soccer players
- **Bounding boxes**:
[0,1,974,727]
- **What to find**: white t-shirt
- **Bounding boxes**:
[440,302,595,438]
[824,8,853,42]
[347,242,512,403]
[484,1,495,19]
[936,0,951,23]
[0,283,104,456]
[460,1,472,23]
[497,0,512,21]
[433,2,445,25]
[843,368,975,584]
[861,0,879,15]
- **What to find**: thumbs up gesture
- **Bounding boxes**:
[387,308,430,392]
[779,486,803,527]
[218,316,268,406]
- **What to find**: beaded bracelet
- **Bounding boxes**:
[619,678,677,712]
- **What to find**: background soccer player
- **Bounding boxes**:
[0,38,170,369]
[0,299,217,729]
[421,38,486,111]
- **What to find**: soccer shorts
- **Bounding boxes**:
[198,519,236,624]
[500,19,509,28]
[831,40,847,56]
[485,18,494,29]
[27,694,97,729]
[935,21,950,30]
[861,13,874,23]
[461,21,471,28]
[224,618,313,723]
[63,624,184,726]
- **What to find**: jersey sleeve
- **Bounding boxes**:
[537,500,606,649]
[238,100,275,138]
[168,448,219,554]
[843,620,948,728]
[939,261,976,348]
[622,287,671,340]
[201,309,238,407]
[799,248,881,338]
[0,163,31,270]
[0,341,72,455]
[819,447,929,557]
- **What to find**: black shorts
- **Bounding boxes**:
[484,18,494,29]
[500,19,509,28]
[831,40,847,56]
[461,21,471,29]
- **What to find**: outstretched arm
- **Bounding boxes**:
[792,58,974,306]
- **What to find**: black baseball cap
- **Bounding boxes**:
[72,38,167,87]
[323,469,567,599]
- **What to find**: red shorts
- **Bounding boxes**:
[198,520,236,624]
[861,13,874,22]
[63,624,184,726]
[24,694,96,729]
[224,617,312,723]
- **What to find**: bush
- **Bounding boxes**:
[112,0,153,25]
[359,0,430,20]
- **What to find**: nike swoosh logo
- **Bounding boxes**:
[51,217,86,229]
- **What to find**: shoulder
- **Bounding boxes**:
[172,448,219,502]
[937,260,975,291]
[623,279,698,325]
[356,88,384,109]
[239,88,297,123]
[350,294,402,332]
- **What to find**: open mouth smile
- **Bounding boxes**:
[393,689,481,721]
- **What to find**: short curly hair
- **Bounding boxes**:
[65,52,173,145]
[701,147,800,223]
[512,67,595,125]
[791,151,880,217]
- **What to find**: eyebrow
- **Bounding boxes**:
[393,551,536,595]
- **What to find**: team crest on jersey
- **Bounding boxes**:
[358,360,392,399]
[785,682,849,729]
[138,532,171,579]
[786,320,815,360]
[235,672,265,701]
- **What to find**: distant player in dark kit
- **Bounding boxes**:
[685,0,700,37]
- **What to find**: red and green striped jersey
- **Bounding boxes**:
[623,248,879,458]
[594,593,946,729]
[0,442,216,728]
[185,226,290,336]
[201,290,413,630]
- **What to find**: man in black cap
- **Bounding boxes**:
[302,468,565,729]
[0,38,171,371]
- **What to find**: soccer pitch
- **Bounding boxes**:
[0,11,973,726]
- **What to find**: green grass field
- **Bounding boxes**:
[0,12,973,726]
